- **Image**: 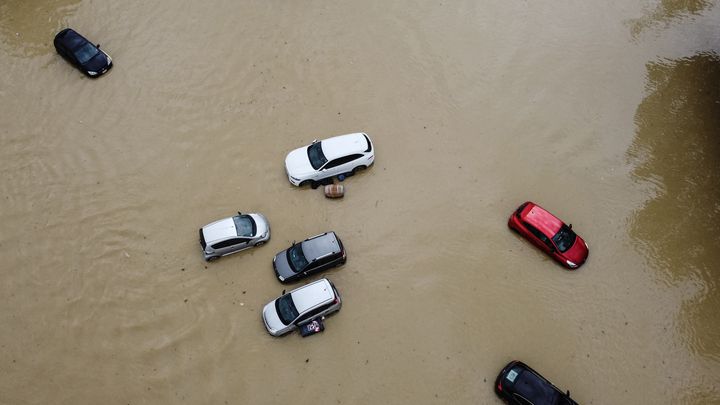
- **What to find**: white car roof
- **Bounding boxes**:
[291,278,335,313]
[321,133,369,161]
[202,217,237,243]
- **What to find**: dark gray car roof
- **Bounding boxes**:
[300,232,340,260]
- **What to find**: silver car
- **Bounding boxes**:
[262,278,342,336]
[199,212,270,261]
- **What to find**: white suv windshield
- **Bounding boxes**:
[307,142,327,170]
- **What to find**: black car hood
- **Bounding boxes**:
[83,52,110,72]
[274,251,297,281]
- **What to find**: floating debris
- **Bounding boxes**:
[324,184,344,198]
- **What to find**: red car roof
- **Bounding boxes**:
[523,204,563,237]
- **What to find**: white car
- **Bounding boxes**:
[262,278,342,336]
[285,132,374,188]
[199,212,270,261]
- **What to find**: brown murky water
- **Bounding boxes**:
[1,1,719,404]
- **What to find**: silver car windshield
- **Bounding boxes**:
[233,215,256,237]
[286,244,309,272]
[307,142,327,170]
[73,43,99,64]
[275,294,299,325]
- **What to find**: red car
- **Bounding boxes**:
[508,202,588,269]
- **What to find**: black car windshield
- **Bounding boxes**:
[552,224,577,253]
[307,142,327,170]
[73,43,99,64]
[286,244,309,272]
[275,294,299,325]
[233,215,256,237]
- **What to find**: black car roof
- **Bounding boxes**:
[513,368,559,404]
[57,28,87,50]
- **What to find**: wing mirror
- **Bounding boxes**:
[281,289,286,295]
[568,224,573,229]
[567,390,571,397]
[96,43,101,48]
[238,211,243,216]
[312,139,318,144]
[292,240,296,246]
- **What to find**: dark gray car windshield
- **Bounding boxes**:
[307,142,327,170]
[233,215,256,237]
[552,225,577,253]
[74,43,99,64]
[275,294,299,325]
[286,244,309,272]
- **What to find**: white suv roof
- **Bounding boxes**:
[291,278,335,313]
[321,133,370,161]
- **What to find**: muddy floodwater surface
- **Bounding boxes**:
[1,1,719,404]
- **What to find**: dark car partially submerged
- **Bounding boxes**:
[54,28,112,77]
[495,361,579,405]
[273,232,346,283]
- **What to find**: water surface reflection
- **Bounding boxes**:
[629,53,720,361]
[628,0,714,37]
[0,0,81,57]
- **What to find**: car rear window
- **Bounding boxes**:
[515,202,529,218]
[363,134,372,152]
[199,229,206,249]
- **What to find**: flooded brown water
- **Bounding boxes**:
[1,1,719,404]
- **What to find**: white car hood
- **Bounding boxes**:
[262,301,287,334]
[285,147,315,177]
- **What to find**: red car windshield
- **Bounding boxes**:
[552,225,576,253]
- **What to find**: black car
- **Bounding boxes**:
[54,28,112,77]
[495,361,579,405]
[273,232,346,283]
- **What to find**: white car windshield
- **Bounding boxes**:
[307,142,327,170]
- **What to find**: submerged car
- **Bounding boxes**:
[53,28,113,77]
[262,278,342,336]
[273,231,346,283]
[508,202,588,269]
[285,132,374,188]
[495,361,579,405]
[199,212,270,261]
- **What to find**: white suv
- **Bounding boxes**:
[285,132,374,188]
[262,278,342,336]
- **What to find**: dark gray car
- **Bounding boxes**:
[273,232,346,283]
